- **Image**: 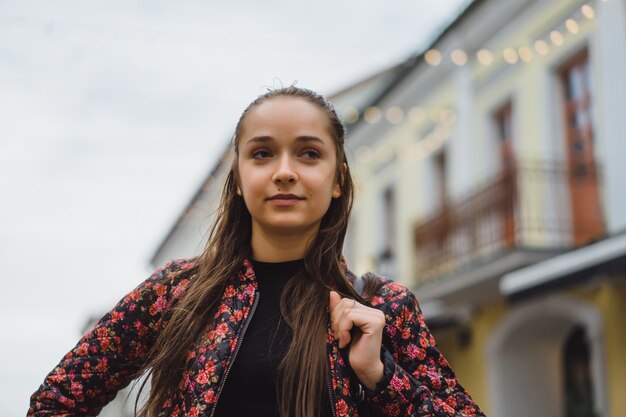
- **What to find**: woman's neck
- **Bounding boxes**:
[250,225,316,262]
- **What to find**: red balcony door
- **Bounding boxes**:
[496,103,515,170]
[560,50,604,245]
[433,150,450,252]
[495,102,516,247]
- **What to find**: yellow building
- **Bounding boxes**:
[341,0,626,416]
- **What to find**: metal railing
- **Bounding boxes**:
[413,159,604,284]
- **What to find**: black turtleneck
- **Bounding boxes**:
[213,259,334,417]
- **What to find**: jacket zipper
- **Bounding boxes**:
[208,292,260,417]
[327,364,337,417]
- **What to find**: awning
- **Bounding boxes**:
[500,231,626,297]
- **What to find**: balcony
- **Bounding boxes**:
[413,159,604,289]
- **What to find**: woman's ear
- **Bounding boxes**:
[332,184,341,198]
[332,162,347,198]
[236,186,242,196]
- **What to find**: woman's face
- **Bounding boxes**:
[236,96,341,237]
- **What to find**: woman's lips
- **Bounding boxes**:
[267,194,304,207]
[268,198,302,207]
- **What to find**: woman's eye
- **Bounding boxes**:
[252,150,272,159]
[302,149,321,159]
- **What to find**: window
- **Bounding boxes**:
[434,150,447,209]
[563,326,596,417]
[561,50,593,173]
[494,102,515,173]
[380,185,396,260]
[558,49,604,245]
[493,101,516,247]
[376,184,397,277]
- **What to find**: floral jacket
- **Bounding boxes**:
[29,257,485,417]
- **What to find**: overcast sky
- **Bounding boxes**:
[0,1,470,415]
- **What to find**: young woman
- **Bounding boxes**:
[29,87,485,417]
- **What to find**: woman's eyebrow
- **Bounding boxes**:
[245,135,326,145]
[295,136,325,145]
[245,136,272,145]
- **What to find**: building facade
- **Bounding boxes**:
[342,0,626,416]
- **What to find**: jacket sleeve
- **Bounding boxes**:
[27,258,195,416]
[364,284,486,417]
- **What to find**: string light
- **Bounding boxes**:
[363,106,382,124]
[451,49,468,66]
[408,106,426,125]
[429,107,443,123]
[581,4,595,19]
[418,0,590,69]
[565,19,579,34]
[425,49,442,66]
[342,106,359,124]
[503,47,519,64]
[438,109,456,124]
[345,0,594,132]
[476,49,494,66]
[352,110,457,164]
[534,39,550,55]
[518,46,534,62]
[386,106,404,124]
[550,30,564,46]
[342,105,455,127]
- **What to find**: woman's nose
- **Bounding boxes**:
[272,154,298,184]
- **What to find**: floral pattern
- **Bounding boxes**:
[29,257,485,417]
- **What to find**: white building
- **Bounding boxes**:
[340,0,626,416]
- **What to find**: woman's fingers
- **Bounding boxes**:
[329,291,386,387]
[329,291,384,348]
[330,291,356,347]
[329,290,342,312]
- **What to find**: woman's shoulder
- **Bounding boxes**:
[153,255,200,277]
[163,256,199,275]
[350,270,419,310]
[128,256,201,304]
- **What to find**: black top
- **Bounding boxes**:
[213,259,334,417]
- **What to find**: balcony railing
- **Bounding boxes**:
[413,159,604,285]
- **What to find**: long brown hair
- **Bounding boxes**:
[135,86,377,417]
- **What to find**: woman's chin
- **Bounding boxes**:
[254,219,321,236]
